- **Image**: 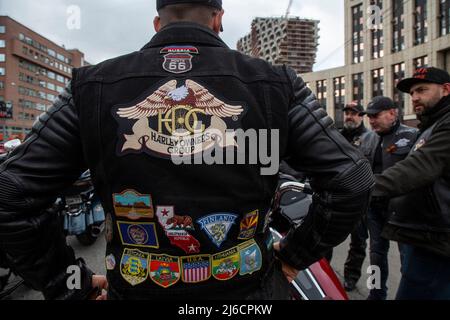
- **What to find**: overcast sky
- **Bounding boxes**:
[0,0,345,71]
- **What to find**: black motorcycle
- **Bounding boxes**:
[270,173,349,300]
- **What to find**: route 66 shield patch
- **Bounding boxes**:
[163,53,193,74]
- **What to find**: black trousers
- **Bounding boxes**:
[344,217,369,283]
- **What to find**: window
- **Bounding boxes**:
[440,0,450,36]
[414,0,428,45]
[352,4,364,64]
[0,81,4,89]
[47,82,55,91]
[0,54,5,62]
[393,63,406,112]
[57,53,65,62]
[0,68,5,76]
[352,73,364,104]
[56,75,64,83]
[19,33,25,41]
[47,93,56,102]
[0,40,5,48]
[47,71,55,80]
[333,76,346,129]
[371,0,384,59]
[316,80,327,109]
[56,85,64,94]
[0,26,5,34]
[414,56,429,68]
[372,68,385,97]
[392,0,405,52]
[47,49,56,58]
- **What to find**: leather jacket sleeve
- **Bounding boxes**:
[277,67,375,270]
[0,84,94,299]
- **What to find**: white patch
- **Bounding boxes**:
[395,138,410,148]
[168,85,189,101]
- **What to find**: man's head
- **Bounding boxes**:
[154,0,224,34]
[365,96,399,134]
[397,67,450,116]
[343,101,365,130]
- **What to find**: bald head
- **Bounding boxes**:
[154,4,224,33]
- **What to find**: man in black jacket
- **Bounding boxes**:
[365,96,418,300]
[0,0,373,300]
[374,67,450,300]
[336,102,378,292]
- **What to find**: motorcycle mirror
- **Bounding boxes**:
[4,139,22,152]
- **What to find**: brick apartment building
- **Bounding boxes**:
[0,16,87,141]
[237,17,320,74]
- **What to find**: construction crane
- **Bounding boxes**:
[285,0,294,19]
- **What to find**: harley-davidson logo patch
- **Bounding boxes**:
[113,79,246,159]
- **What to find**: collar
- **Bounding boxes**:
[418,95,450,132]
[141,22,229,50]
[378,120,400,137]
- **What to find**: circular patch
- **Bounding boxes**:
[127,225,149,245]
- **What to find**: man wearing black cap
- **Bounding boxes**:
[364,96,418,300]
[373,67,450,300]
[333,102,378,292]
[0,1,374,300]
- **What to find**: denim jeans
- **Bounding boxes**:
[367,205,403,300]
[396,244,450,300]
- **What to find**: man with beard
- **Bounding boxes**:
[365,96,418,300]
[374,67,450,300]
[332,102,378,292]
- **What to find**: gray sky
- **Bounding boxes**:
[0,0,345,71]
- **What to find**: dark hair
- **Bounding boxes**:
[158,4,219,27]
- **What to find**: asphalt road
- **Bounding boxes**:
[4,232,402,300]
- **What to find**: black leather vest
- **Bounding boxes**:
[72,23,293,298]
[389,122,450,232]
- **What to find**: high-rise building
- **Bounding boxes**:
[301,0,450,128]
[0,16,88,141]
[237,17,320,74]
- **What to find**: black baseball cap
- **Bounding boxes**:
[365,96,397,115]
[397,67,450,93]
[343,101,365,115]
[157,0,223,11]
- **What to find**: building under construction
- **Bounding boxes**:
[237,17,320,74]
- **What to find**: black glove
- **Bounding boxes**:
[43,258,96,300]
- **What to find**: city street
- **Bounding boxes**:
[5,232,402,301]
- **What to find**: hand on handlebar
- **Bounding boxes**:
[91,275,108,300]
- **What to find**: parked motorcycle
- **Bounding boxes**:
[270,173,349,300]
[0,139,105,299]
